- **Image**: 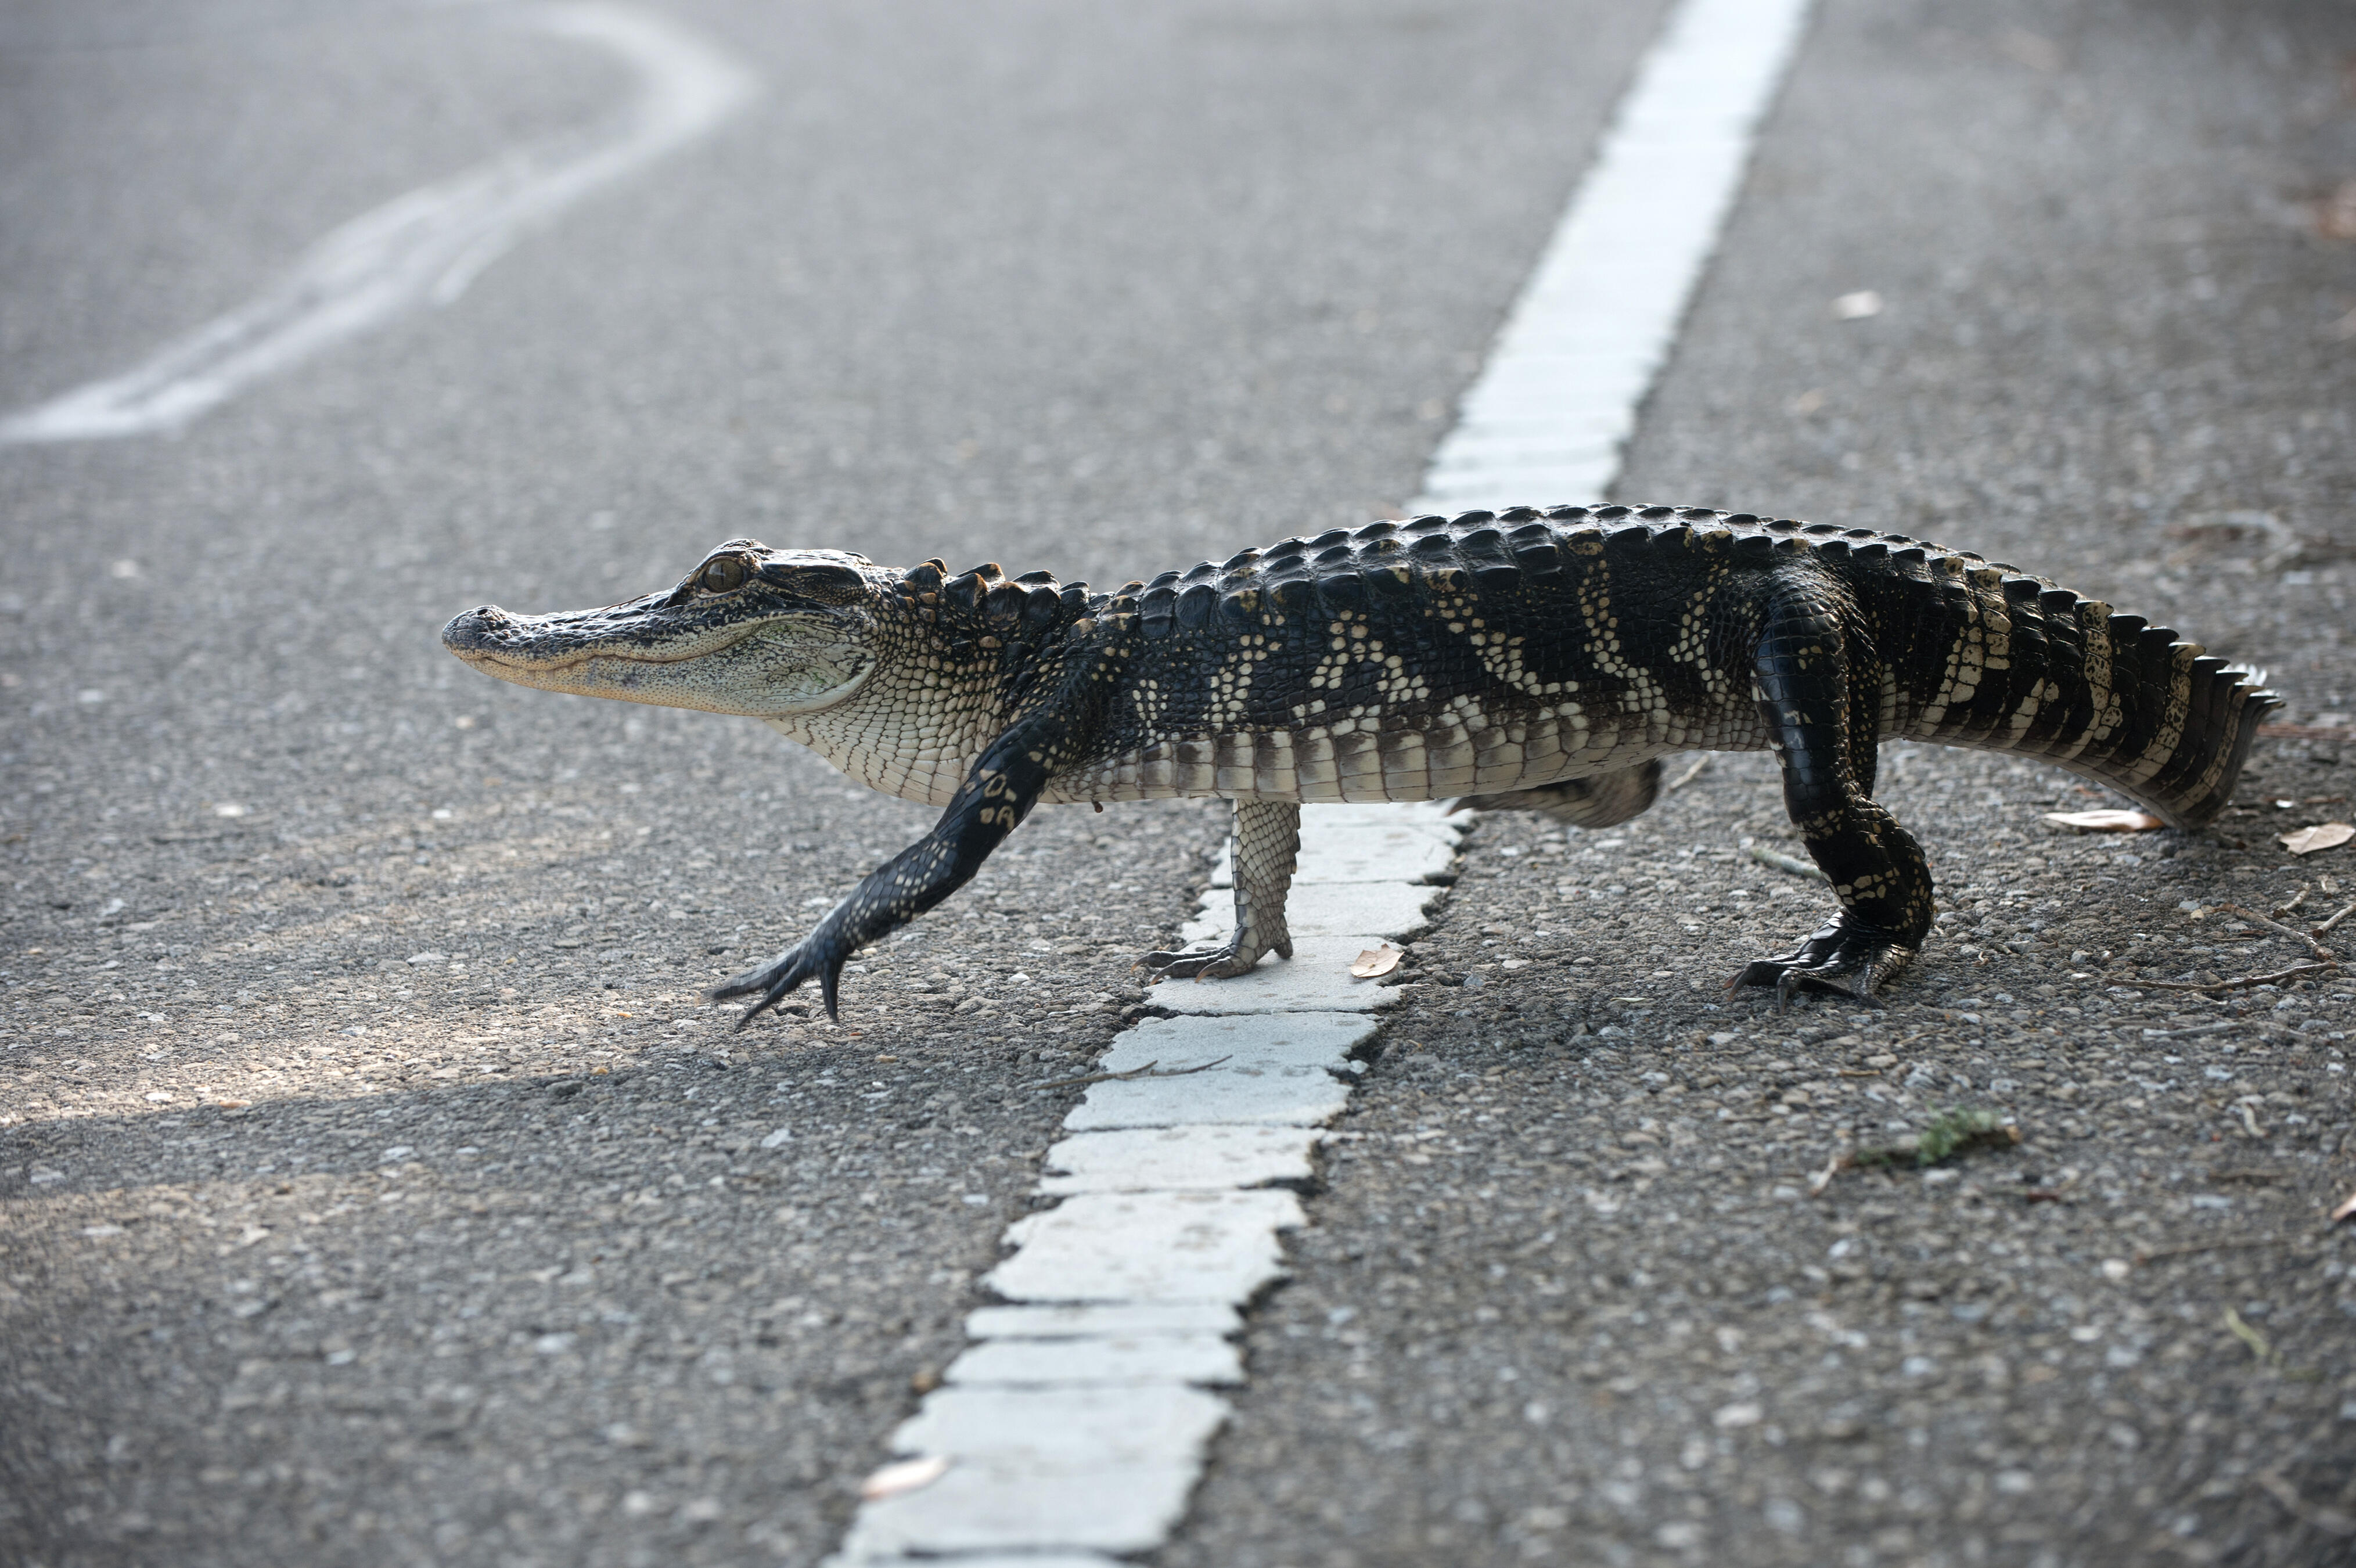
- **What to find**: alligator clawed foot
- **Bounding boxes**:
[1730,916,1913,1013]
[711,934,848,1028]
[1142,941,1278,981]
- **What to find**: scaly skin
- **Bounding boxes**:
[442,504,2280,1024]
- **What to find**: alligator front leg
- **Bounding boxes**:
[1146,799,1300,980]
[1733,574,1933,1008]
[714,733,1052,1027]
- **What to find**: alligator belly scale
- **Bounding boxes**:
[441,504,2279,1024]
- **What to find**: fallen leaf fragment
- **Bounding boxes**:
[859,1455,950,1502]
[1350,944,1404,979]
[2224,1306,2273,1362]
[2281,822,2354,856]
[2042,809,2164,832]
[1846,1107,2019,1171]
[2315,179,2356,242]
[2332,1188,2356,1226]
[1997,26,2064,73]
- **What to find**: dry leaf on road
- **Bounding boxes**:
[2042,809,2164,832]
[2281,823,2354,856]
[1351,945,1404,979]
[859,1455,950,1501]
[2314,179,2356,242]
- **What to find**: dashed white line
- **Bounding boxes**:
[1415,0,1816,512]
[0,2,754,445]
[829,0,1817,1559]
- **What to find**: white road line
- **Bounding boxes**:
[830,803,1463,1567]
[829,0,1815,1560]
[0,2,754,445]
[1413,0,1815,512]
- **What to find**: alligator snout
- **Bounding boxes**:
[441,605,526,656]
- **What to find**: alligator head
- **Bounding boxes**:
[441,542,885,717]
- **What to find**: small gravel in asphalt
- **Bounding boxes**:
[1168,745,2353,1567]
[0,716,1224,1565]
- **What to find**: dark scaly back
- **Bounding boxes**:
[1100,504,1762,771]
[1027,504,2275,822]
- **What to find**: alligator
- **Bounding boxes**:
[441,504,2278,1023]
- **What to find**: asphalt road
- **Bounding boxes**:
[3,2,2354,1567]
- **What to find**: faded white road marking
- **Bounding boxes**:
[832,804,1460,1566]
[830,0,1817,1560]
[1415,0,1816,510]
[0,2,754,444]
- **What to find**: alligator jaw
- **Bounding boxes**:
[444,600,760,678]
[441,598,875,717]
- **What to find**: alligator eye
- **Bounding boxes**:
[700,557,749,594]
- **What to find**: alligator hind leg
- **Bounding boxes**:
[1454,758,1661,828]
[1735,580,1933,1007]
[1146,799,1299,979]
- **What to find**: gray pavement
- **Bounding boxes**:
[3,1,2353,1566]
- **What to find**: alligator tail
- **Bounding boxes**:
[2064,649,2280,828]
[1890,563,2281,828]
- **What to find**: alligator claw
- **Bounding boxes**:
[1730,915,1913,1013]
[1142,943,1268,981]
[1143,947,1222,980]
[711,933,850,1028]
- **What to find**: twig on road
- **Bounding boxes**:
[1667,755,1711,792]
[1026,1055,1231,1092]
[2314,900,2356,938]
[2137,1021,2240,1040]
[2144,961,2337,992]
[2219,902,2337,962]
[2131,1235,2295,1264]
[2252,1474,2356,1538]
[1744,844,1826,882]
